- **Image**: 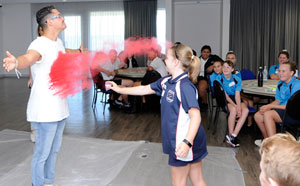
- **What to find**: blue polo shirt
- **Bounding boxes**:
[234,70,242,80]
[150,72,207,162]
[217,74,242,96]
[269,64,280,77]
[275,76,300,105]
[209,72,220,87]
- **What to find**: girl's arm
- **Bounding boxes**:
[175,107,201,158]
[259,99,284,113]
[107,81,155,96]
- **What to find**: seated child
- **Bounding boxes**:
[217,60,249,147]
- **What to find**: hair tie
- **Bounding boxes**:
[191,55,194,60]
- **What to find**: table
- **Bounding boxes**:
[116,67,147,79]
[242,79,279,97]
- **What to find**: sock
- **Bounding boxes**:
[231,133,237,138]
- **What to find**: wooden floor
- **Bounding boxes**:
[0,77,261,186]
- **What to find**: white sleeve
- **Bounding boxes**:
[27,38,44,64]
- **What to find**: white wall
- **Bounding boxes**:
[0,0,230,76]
[1,3,32,76]
[173,0,229,58]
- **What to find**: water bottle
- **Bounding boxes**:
[295,69,298,77]
[128,58,133,68]
[263,66,268,81]
[258,66,263,87]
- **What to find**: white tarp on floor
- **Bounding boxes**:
[0,129,245,186]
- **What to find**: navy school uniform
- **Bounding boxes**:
[217,74,242,103]
[150,72,208,165]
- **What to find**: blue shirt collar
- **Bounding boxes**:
[285,76,296,86]
[222,74,233,81]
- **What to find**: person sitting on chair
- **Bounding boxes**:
[197,45,223,110]
[217,60,249,147]
[209,60,223,87]
[225,51,242,79]
[254,62,300,147]
[125,54,138,68]
[269,50,289,80]
[147,48,168,77]
[259,133,300,186]
[132,49,167,111]
[98,49,133,107]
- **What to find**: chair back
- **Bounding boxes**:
[285,90,300,121]
[213,81,228,111]
[207,76,215,97]
[141,70,161,85]
[240,69,256,80]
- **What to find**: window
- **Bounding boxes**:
[63,15,82,49]
[89,11,125,52]
[156,9,166,54]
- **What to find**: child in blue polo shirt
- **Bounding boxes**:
[107,43,207,186]
[254,61,300,147]
[217,61,249,147]
[209,60,223,87]
[269,50,289,80]
[226,51,242,79]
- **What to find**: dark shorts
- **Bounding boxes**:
[229,95,236,104]
[168,152,208,167]
[113,79,122,85]
[274,109,300,125]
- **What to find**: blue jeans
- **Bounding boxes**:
[31,119,66,186]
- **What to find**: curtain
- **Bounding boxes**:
[124,0,157,39]
[229,0,300,74]
[31,1,125,52]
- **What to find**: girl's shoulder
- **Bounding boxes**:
[232,74,242,82]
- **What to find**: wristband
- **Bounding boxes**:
[183,139,192,148]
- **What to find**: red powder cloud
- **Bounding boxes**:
[49,37,172,97]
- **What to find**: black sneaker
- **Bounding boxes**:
[226,135,240,147]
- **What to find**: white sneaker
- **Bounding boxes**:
[44,184,57,186]
[30,130,35,143]
[254,139,262,147]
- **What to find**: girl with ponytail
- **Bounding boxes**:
[108,43,207,186]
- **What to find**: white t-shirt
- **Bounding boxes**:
[199,57,208,77]
[150,57,168,77]
[100,59,120,80]
[26,36,69,122]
